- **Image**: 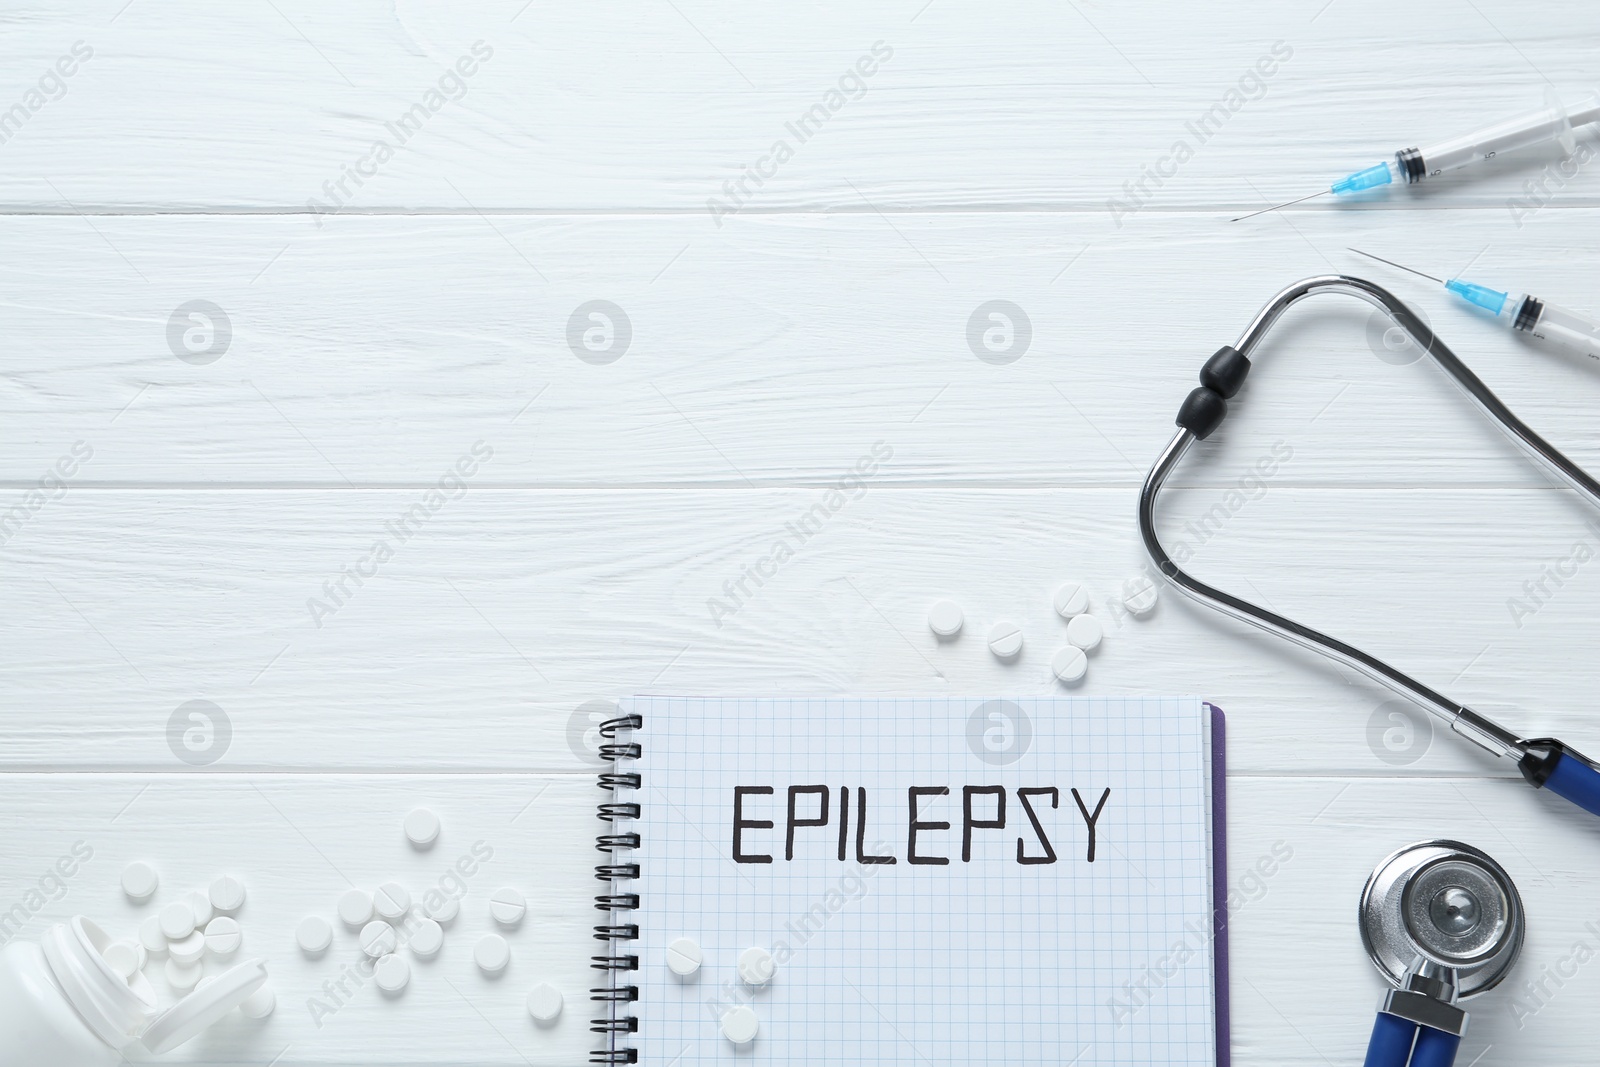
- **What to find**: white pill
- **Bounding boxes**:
[403,808,441,848]
[239,985,276,1020]
[120,861,159,903]
[1124,575,1159,616]
[1052,582,1089,618]
[666,937,702,977]
[408,916,444,959]
[184,890,214,927]
[296,915,333,957]
[526,982,563,1022]
[138,915,168,956]
[337,888,374,927]
[169,930,206,967]
[474,933,511,975]
[737,946,775,986]
[360,920,397,958]
[721,1005,759,1045]
[159,901,195,940]
[209,875,246,914]
[1066,613,1103,651]
[1052,646,1089,684]
[489,887,526,927]
[927,600,963,638]
[165,958,202,991]
[102,940,144,980]
[204,916,242,958]
[425,893,460,924]
[987,621,1024,661]
[374,953,410,994]
[373,882,411,921]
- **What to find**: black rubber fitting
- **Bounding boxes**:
[1199,346,1251,398]
[1176,387,1227,440]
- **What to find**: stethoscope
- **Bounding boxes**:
[1138,275,1600,819]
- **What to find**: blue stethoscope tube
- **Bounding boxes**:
[1364,1016,1460,1067]
[1139,276,1600,818]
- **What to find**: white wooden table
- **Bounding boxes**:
[4,2,1600,1062]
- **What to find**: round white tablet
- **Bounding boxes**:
[403,808,441,848]
[474,933,511,975]
[168,930,205,967]
[425,893,460,924]
[374,953,410,994]
[159,901,195,940]
[239,985,276,1019]
[165,958,201,991]
[360,920,397,959]
[1066,613,1103,651]
[139,915,168,956]
[737,946,775,986]
[102,940,144,980]
[1124,575,1159,617]
[489,887,526,927]
[987,621,1024,661]
[296,915,333,956]
[120,861,159,903]
[337,888,374,927]
[1052,646,1088,684]
[666,937,702,977]
[1052,582,1089,618]
[204,916,242,958]
[526,983,563,1022]
[184,890,214,927]
[209,875,246,914]
[721,1005,759,1045]
[373,882,411,921]
[408,917,444,959]
[927,600,963,638]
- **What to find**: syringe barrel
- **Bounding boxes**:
[1409,99,1588,178]
[1515,296,1600,361]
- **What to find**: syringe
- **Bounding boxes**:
[1235,90,1600,221]
[1350,248,1600,362]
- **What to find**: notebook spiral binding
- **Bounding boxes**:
[591,712,643,1065]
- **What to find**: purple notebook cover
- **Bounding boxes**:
[1208,702,1230,1067]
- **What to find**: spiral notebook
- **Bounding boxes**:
[592,697,1228,1066]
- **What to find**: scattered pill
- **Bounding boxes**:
[1052,582,1089,618]
[526,983,563,1022]
[738,946,775,986]
[159,901,196,940]
[425,893,460,924]
[1052,646,1089,684]
[360,920,397,958]
[1124,575,1159,617]
[666,937,702,977]
[373,882,411,921]
[185,890,214,927]
[120,861,159,903]
[296,915,333,957]
[209,875,246,914]
[409,917,444,959]
[337,888,374,927]
[474,934,511,975]
[987,621,1024,661]
[374,953,410,994]
[721,1005,759,1045]
[1066,613,1103,651]
[238,985,276,1020]
[139,915,168,956]
[165,958,202,992]
[489,887,527,927]
[204,916,242,958]
[404,808,441,849]
[169,930,206,967]
[102,940,144,980]
[927,600,964,638]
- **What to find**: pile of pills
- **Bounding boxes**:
[664,937,770,1046]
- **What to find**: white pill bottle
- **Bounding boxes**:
[0,915,267,1067]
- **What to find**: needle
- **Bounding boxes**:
[1229,190,1329,222]
[1346,247,1445,284]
